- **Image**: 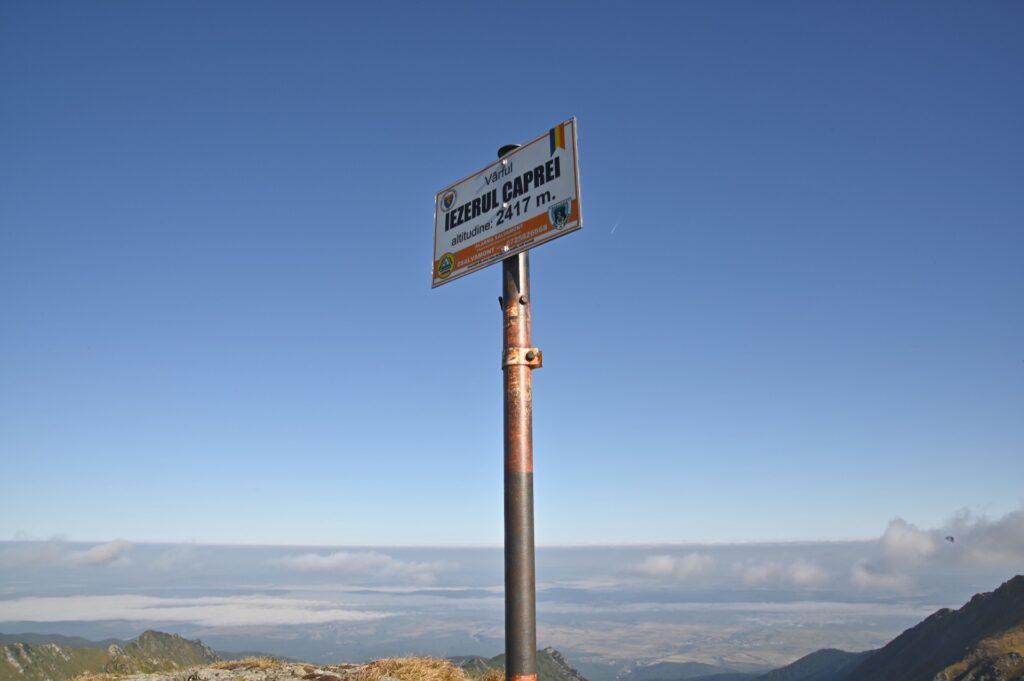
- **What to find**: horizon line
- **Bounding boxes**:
[0,537,880,549]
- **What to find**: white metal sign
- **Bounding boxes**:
[432,118,581,288]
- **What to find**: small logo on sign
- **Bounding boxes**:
[548,200,571,230]
[437,253,455,279]
[440,190,457,212]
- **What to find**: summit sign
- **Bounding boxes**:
[430,121,580,681]
[432,118,582,287]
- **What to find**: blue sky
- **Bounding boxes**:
[1,1,1022,546]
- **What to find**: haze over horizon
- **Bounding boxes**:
[2,514,1022,671]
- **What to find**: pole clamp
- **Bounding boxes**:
[503,347,543,369]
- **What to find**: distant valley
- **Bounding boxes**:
[2,576,1022,681]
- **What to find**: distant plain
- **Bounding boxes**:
[3,523,1020,679]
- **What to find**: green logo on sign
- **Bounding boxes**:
[437,253,455,279]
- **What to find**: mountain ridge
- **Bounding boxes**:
[845,574,1024,681]
[0,630,217,681]
[754,649,870,681]
[0,635,587,681]
[753,575,1024,681]
[450,646,588,681]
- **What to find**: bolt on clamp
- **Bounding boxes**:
[502,347,543,369]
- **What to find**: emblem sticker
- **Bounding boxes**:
[436,253,455,279]
[440,190,457,212]
[548,200,571,230]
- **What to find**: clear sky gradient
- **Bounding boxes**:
[1,1,1021,546]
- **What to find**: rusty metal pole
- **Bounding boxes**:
[498,143,538,681]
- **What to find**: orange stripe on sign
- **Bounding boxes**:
[433,199,580,275]
[455,212,551,268]
[509,676,537,681]
[428,199,581,280]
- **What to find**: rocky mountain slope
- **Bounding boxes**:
[14,654,581,681]
[932,626,1024,681]
[450,647,588,681]
[846,574,1024,681]
[753,575,1024,681]
[0,631,217,681]
[0,637,587,681]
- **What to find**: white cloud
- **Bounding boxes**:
[736,561,784,585]
[880,519,936,565]
[631,553,714,580]
[850,560,911,592]
[0,594,389,627]
[1,539,132,569]
[541,599,934,618]
[735,560,828,588]
[943,507,1024,566]
[789,561,830,587]
[277,551,444,585]
[851,506,1024,592]
[67,540,131,567]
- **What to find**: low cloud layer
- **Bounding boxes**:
[0,594,389,627]
[630,553,714,580]
[850,559,912,592]
[278,550,445,585]
[2,505,1019,610]
[0,538,132,569]
[735,560,828,588]
[67,540,131,567]
[0,538,65,569]
[617,507,1023,595]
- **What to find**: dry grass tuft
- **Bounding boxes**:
[74,674,127,681]
[212,657,283,670]
[937,625,1024,679]
[346,657,468,681]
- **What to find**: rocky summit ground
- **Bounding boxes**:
[1,632,585,681]
[78,657,502,681]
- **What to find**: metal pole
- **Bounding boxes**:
[499,143,538,681]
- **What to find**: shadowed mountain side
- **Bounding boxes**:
[845,575,1024,681]
[753,650,871,681]
[751,575,1024,681]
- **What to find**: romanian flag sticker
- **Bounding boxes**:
[549,123,566,156]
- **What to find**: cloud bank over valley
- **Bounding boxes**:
[1,507,1021,669]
